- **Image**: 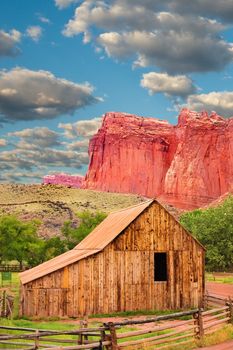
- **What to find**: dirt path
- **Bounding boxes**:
[195,340,233,349]
[206,282,233,298]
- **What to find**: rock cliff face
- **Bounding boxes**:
[84,109,233,209]
[43,173,84,188]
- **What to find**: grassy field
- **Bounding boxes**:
[206,272,233,284]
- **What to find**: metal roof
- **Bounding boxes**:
[20,199,153,284]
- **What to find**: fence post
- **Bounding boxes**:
[194,309,204,340]
[204,291,209,309]
[108,322,118,350]
[78,320,84,345]
[83,316,89,344]
[34,329,40,349]
[2,291,6,317]
[227,297,233,324]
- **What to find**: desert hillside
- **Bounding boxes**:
[0,184,144,237]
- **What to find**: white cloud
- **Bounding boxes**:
[0,171,44,183]
[62,1,233,74]
[26,26,42,42]
[8,127,61,148]
[0,115,103,183]
[99,30,233,74]
[55,0,79,9]
[186,91,233,117]
[0,139,7,147]
[0,150,36,170]
[141,72,197,98]
[67,139,90,151]
[37,15,51,24]
[59,117,102,138]
[169,0,233,22]
[0,67,99,122]
[0,29,21,57]
[63,2,224,37]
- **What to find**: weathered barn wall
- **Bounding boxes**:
[20,202,205,317]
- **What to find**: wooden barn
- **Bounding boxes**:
[19,199,205,317]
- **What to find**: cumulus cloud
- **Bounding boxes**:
[63,2,224,38]
[0,29,21,57]
[63,1,159,39]
[55,0,79,9]
[0,116,103,183]
[67,139,90,151]
[0,171,44,183]
[26,26,43,42]
[169,0,233,22]
[8,127,61,148]
[186,91,233,117]
[63,1,233,74]
[0,139,7,147]
[0,150,36,170]
[23,148,89,167]
[141,72,197,98]
[59,117,102,138]
[0,68,99,122]
[0,144,89,182]
[99,30,233,74]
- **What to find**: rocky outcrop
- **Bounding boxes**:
[43,173,84,188]
[84,109,233,209]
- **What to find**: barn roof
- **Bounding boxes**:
[20,199,153,284]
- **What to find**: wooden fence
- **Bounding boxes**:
[0,325,111,349]
[0,295,232,349]
[0,291,14,318]
[204,292,232,308]
[0,265,23,272]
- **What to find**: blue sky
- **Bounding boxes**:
[0,0,233,183]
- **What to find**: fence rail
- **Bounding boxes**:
[0,294,232,349]
[0,264,23,272]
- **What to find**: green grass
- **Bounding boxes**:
[0,272,20,289]
[197,324,233,347]
[206,272,233,284]
[90,308,184,318]
[0,318,77,331]
[0,319,104,348]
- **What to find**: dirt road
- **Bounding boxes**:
[206,282,233,298]
[196,340,233,349]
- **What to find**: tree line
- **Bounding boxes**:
[180,196,233,271]
[0,211,106,269]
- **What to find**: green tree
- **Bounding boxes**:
[180,196,233,271]
[0,215,40,268]
[62,210,107,249]
[25,237,67,267]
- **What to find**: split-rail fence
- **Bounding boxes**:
[0,294,232,350]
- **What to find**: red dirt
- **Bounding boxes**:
[196,340,233,349]
[206,282,233,298]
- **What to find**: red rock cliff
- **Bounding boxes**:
[84,109,233,209]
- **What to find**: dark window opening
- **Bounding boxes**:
[154,253,167,282]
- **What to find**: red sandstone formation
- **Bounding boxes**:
[43,173,84,188]
[84,109,233,209]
